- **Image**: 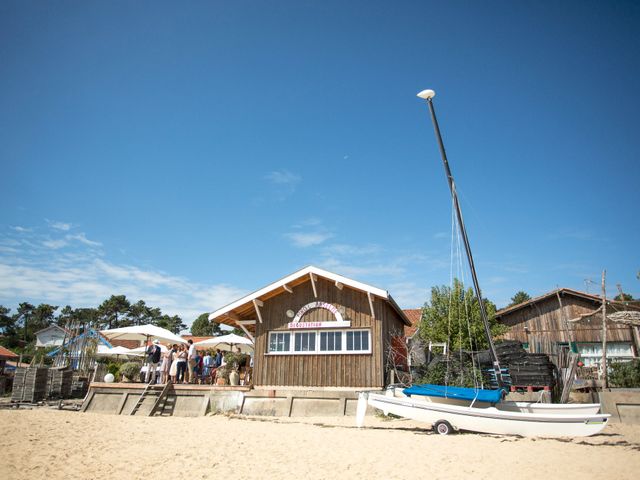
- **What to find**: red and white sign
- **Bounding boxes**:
[287,301,351,329]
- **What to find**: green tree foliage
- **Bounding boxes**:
[32,303,58,333]
[15,302,35,342]
[0,305,19,348]
[75,307,100,325]
[11,302,58,343]
[231,326,245,336]
[98,295,131,329]
[128,300,160,326]
[414,355,483,388]
[56,306,100,329]
[155,314,186,334]
[56,305,76,327]
[418,279,506,351]
[609,359,640,388]
[2,296,185,348]
[614,293,634,302]
[509,291,531,307]
[190,313,223,336]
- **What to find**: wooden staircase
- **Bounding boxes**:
[129,382,172,416]
[152,386,178,416]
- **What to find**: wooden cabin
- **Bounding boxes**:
[208,266,411,389]
[495,288,640,366]
[34,325,68,348]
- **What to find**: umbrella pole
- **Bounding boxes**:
[145,334,150,384]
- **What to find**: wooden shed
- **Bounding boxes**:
[495,288,640,366]
[209,266,411,389]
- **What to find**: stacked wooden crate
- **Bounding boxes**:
[47,368,74,399]
[11,367,48,403]
[71,375,89,398]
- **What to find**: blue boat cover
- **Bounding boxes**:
[403,384,505,404]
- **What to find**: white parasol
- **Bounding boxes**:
[129,344,170,355]
[100,324,187,346]
[95,345,140,357]
[193,333,254,353]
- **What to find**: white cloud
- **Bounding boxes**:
[264,169,301,186]
[48,220,73,231]
[43,239,69,249]
[67,233,102,247]
[0,223,246,327]
[387,281,428,308]
[264,169,302,201]
[286,232,333,248]
[295,218,322,227]
[319,257,406,278]
[11,226,31,233]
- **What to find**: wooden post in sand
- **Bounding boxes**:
[600,270,608,389]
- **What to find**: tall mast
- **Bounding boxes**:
[417,89,504,387]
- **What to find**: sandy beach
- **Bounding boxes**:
[1,409,639,480]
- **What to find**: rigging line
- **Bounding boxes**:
[453,182,495,241]
[454,216,464,384]
[452,208,482,390]
[446,193,457,389]
[455,214,480,390]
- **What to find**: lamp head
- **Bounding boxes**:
[417,89,436,100]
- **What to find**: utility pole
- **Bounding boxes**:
[600,270,608,389]
[616,283,627,303]
[617,283,640,357]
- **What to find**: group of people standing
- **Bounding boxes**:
[145,339,226,384]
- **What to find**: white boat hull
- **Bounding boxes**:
[385,386,602,415]
[499,401,601,415]
[357,392,609,437]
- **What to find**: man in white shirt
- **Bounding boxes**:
[187,339,197,384]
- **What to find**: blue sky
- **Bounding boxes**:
[1,1,638,327]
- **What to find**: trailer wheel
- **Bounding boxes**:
[434,420,453,435]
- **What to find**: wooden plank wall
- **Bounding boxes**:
[253,277,405,388]
[500,295,634,354]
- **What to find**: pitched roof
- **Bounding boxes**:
[403,309,422,337]
[495,288,601,318]
[209,265,411,327]
[34,324,69,336]
[0,345,19,359]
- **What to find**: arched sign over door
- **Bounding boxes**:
[287,301,351,329]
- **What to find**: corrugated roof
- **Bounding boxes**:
[403,309,422,337]
[0,345,19,359]
[495,288,601,318]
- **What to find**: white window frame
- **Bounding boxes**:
[319,330,343,352]
[294,331,316,352]
[268,332,291,352]
[346,330,370,352]
[267,329,371,355]
[577,341,634,367]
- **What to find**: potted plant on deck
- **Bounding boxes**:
[215,366,230,385]
[223,352,249,386]
[119,361,142,383]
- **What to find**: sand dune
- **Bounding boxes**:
[1,409,639,480]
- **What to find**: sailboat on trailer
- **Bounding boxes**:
[356,89,609,437]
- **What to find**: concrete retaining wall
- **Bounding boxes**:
[599,388,640,424]
[81,383,372,417]
[85,384,640,423]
